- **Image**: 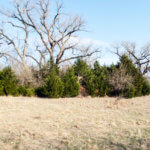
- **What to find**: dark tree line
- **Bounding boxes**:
[0,54,149,98]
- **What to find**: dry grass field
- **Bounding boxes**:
[0,96,150,150]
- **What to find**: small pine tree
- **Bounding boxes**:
[35,67,64,98]
[74,58,90,77]
[93,62,110,96]
[93,61,101,76]
[18,86,35,97]
[82,71,96,96]
[0,84,4,96]
[120,55,138,75]
[74,58,95,96]
[122,86,135,98]
[62,68,80,97]
[142,80,150,96]
[0,67,19,96]
[134,73,144,96]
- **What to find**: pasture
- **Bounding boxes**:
[0,96,150,149]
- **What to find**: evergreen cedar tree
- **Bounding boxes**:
[0,67,35,96]
[62,68,80,97]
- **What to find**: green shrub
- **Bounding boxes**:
[142,80,150,96]
[44,75,64,98]
[82,61,110,97]
[26,88,35,97]
[18,86,35,97]
[82,71,96,96]
[33,61,60,85]
[74,58,90,77]
[62,68,79,97]
[74,59,96,96]
[0,84,5,96]
[134,73,144,97]
[0,67,19,96]
[122,86,135,98]
[35,67,64,98]
[93,62,110,96]
[18,86,26,96]
[120,55,138,75]
[108,55,150,98]
[35,86,47,97]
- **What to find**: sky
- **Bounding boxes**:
[63,0,150,44]
[0,0,150,65]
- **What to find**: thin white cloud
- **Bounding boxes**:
[69,37,109,47]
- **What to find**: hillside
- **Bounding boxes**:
[0,96,150,149]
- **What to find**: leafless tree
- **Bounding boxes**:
[113,41,150,75]
[0,0,100,85]
[1,0,100,67]
[0,13,29,66]
[109,64,133,94]
[0,1,37,85]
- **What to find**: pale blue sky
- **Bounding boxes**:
[63,0,150,45]
[0,0,150,64]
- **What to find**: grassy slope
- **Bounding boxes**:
[0,96,150,150]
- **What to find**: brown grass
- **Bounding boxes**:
[0,96,150,149]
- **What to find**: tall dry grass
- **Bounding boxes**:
[0,96,150,149]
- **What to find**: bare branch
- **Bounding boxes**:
[109,64,133,93]
[0,0,100,71]
[0,29,23,59]
[113,41,150,75]
[58,48,101,64]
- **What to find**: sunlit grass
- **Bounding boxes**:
[0,96,150,149]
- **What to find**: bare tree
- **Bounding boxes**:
[0,9,34,85]
[113,41,150,75]
[26,45,47,71]
[0,0,100,86]
[109,64,133,95]
[0,12,29,66]
[1,0,100,67]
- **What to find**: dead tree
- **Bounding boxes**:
[113,42,150,75]
[109,64,133,97]
[0,9,34,85]
[0,14,29,67]
[0,0,100,85]
[5,0,100,66]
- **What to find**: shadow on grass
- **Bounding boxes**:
[49,136,150,150]
[97,137,150,150]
